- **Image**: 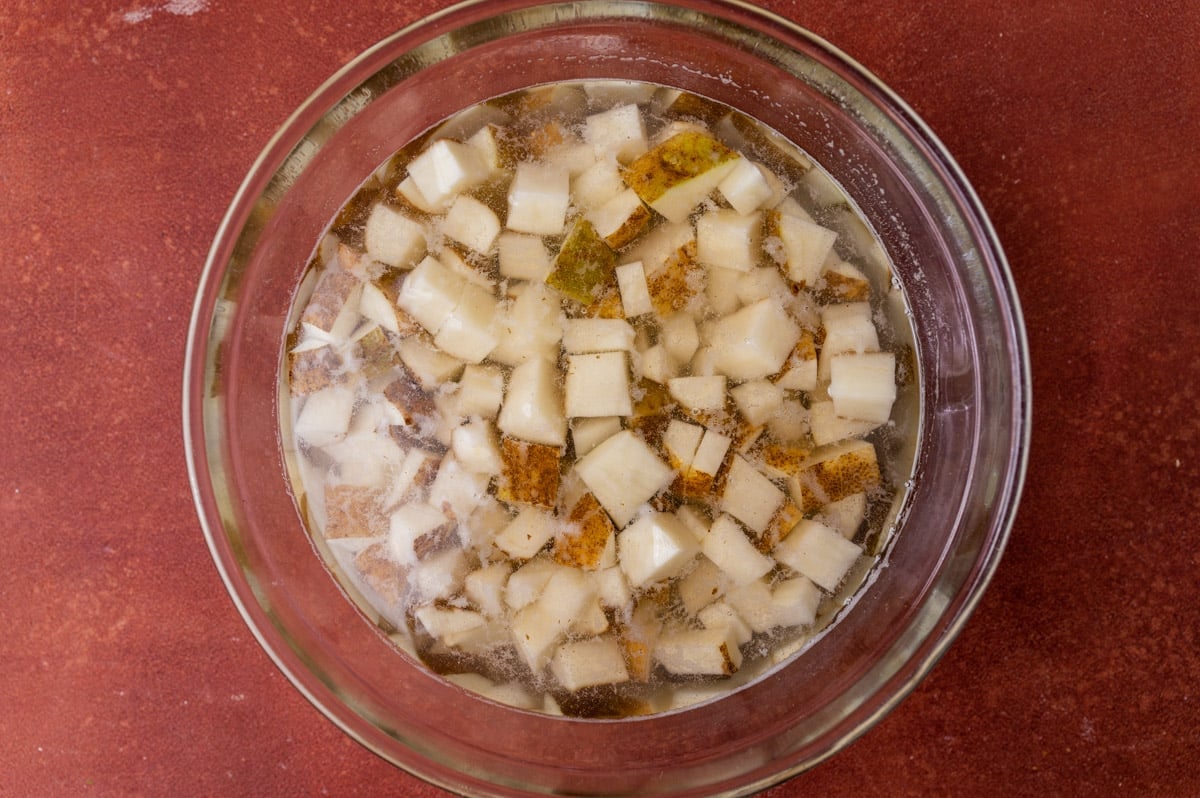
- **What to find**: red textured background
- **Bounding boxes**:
[2,1,1198,795]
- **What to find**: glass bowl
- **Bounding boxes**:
[183,0,1030,795]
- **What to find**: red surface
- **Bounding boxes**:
[3,1,1198,795]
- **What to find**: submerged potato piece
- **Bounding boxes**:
[496,436,562,509]
[301,268,361,338]
[624,131,740,223]
[507,162,571,236]
[655,625,743,676]
[364,203,427,268]
[617,512,699,588]
[647,241,705,315]
[353,542,408,606]
[719,454,785,536]
[767,208,838,287]
[789,439,881,509]
[574,430,674,528]
[289,345,343,396]
[552,636,631,691]
[554,492,617,570]
[546,217,617,305]
[587,188,652,249]
[495,507,558,560]
[774,518,862,592]
[828,351,897,424]
[818,259,872,303]
[497,357,566,447]
[701,514,774,586]
[323,484,388,539]
[709,296,801,381]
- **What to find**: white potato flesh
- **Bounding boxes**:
[464,562,511,618]
[655,626,743,676]
[551,636,631,690]
[701,514,774,586]
[772,212,838,286]
[396,255,466,335]
[364,203,426,268]
[659,311,700,364]
[696,209,761,273]
[828,351,897,424]
[668,375,727,411]
[497,232,553,282]
[570,416,622,458]
[561,318,636,353]
[491,282,564,367]
[618,512,700,588]
[719,455,786,535]
[407,139,490,208]
[442,194,501,255]
[507,162,571,235]
[585,104,648,162]
[455,364,505,420]
[730,379,784,427]
[495,507,559,561]
[662,419,704,471]
[574,430,674,528]
[773,518,862,592]
[497,357,567,447]
[295,383,357,448]
[717,158,775,215]
[709,297,801,381]
[451,418,503,475]
[565,352,633,418]
[433,282,501,364]
[615,261,654,318]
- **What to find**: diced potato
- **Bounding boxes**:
[465,561,511,617]
[647,241,705,315]
[709,297,801,380]
[625,221,694,276]
[510,567,599,671]
[566,352,633,418]
[442,194,501,255]
[552,636,631,691]
[574,430,674,528]
[766,397,810,444]
[572,157,626,211]
[497,357,566,447]
[301,268,361,341]
[719,454,786,536]
[465,122,506,173]
[396,255,466,335]
[570,416,621,459]
[701,514,774,586]
[397,336,465,390]
[451,418,502,475]
[678,556,725,615]
[324,431,405,487]
[505,557,563,610]
[562,318,636,353]
[546,218,617,306]
[789,438,882,509]
[408,546,470,603]
[596,565,632,610]
[819,259,872,302]
[406,139,490,208]
[769,576,824,629]
[767,209,838,286]
[507,162,571,235]
[637,344,678,384]
[618,512,699,588]
[433,282,501,363]
[496,436,561,509]
[586,104,648,162]
[397,175,448,214]
[364,203,427,269]
[662,419,704,474]
[383,447,440,508]
[624,131,740,223]
[705,264,743,316]
[808,400,882,448]
[818,301,880,382]
[322,484,388,539]
[295,383,358,448]
[659,311,700,364]
[554,492,617,570]
[655,626,743,676]
[491,281,564,366]
[717,158,775,215]
[773,518,862,592]
[828,351,897,424]
[730,379,784,427]
[455,364,505,420]
[668,375,726,411]
[774,329,819,392]
[697,601,753,646]
[427,455,490,521]
[497,232,553,281]
[736,265,790,307]
[817,492,868,540]
[680,428,732,498]
[415,605,487,648]
[495,507,557,560]
[587,188,652,249]
[615,261,654,318]
[570,597,612,638]
[696,209,761,272]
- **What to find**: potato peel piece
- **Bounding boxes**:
[497,437,562,509]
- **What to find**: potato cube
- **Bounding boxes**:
[572,157,626,210]
[774,329,819,392]
[387,502,452,566]
[768,210,838,286]
[497,357,566,447]
[511,567,599,671]
[818,259,872,302]
[596,565,633,611]
[615,261,654,318]
[587,188,652,249]
[491,281,564,367]
[618,512,699,588]
[552,636,631,691]
[817,492,868,540]
[565,352,633,418]
[397,336,465,390]
[451,418,502,475]
[680,428,732,498]
[415,605,487,647]
[433,282,501,363]
[662,419,704,473]
[427,455,491,521]
[709,297,801,381]
[819,301,880,382]
[496,436,561,509]
[736,265,790,306]
[624,131,740,223]
[364,203,426,269]
[654,626,743,676]
[717,158,775,215]
[406,139,490,208]
[574,430,674,528]
[507,162,571,236]
[442,194,501,255]
[546,218,618,306]
[678,556,725,615]
[505,557,563,610]
[696,209,761,273]
[494,506,557,560]
[659,311,700,364]
[322,484,388,539]
[828,351,897,424]
[295,383,357,448]
[706,264,743,316]
[701,514,774,586]
[637,344,678,384]
[730,379,784,427]
[586,103,648,162]
[719,455,786,536]
[454,364,504,420]
[464,561,511,618]
[396,255,465,335]
[697,601,753,646]
[668,375,726,411]
[789,439,881,508]
[554,492,617,571]
[497,232,553,281]
[773,518,862,592]
[562,318,636,353]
